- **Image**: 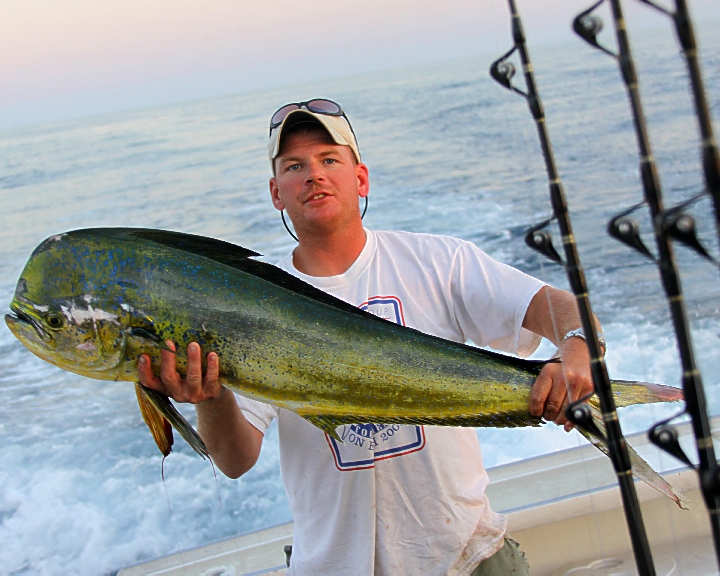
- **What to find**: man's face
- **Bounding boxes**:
[269,129,369,238]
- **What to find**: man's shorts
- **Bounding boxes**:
[470,536,530,575]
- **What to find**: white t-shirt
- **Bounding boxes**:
[235,229,545,576]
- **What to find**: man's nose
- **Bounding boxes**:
[305,161,325,182]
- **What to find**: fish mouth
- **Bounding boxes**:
[6,302,51,342]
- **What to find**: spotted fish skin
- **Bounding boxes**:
[6,228,682,431]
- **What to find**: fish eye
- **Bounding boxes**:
[45,314,64,329]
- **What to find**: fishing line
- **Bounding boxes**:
[575,0,720,569]
[638,0,720,561]
[485,5,616,565]
[490,1,657,572]
[158,459,192,573]
[210,459,223,507]
[162,458,173,512]
[572,0,695,561]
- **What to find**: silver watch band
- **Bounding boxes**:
[562,328,606,350]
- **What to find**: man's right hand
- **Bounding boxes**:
[137,341,221,404]
[137,340,264,479]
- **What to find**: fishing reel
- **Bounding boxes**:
[607,198,719,267]
[565,399,606,443]
[648,414,694,469]
[659,199,717,266]
[524,219,564,266]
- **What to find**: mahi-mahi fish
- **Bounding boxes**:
[4,228,687,507]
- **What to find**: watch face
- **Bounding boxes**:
[563,328,606,353]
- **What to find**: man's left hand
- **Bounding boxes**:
[529,336,595,431]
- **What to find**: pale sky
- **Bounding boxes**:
[1,0,719,130]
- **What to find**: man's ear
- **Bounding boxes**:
[357,163,370,198]
[269,177,285,211]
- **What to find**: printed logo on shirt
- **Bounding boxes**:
[326,295,425,471]
[359,295,405,325]
[326,424,427,471]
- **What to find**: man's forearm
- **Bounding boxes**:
[523,286,602,346]
[196,386,264,479]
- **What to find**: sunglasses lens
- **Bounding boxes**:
[307,99,341,115]
[271,104,300,126]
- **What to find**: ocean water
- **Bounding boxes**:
[1,21,720,575]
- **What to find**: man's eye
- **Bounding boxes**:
[323,158,337,164]
[286,163,301,171]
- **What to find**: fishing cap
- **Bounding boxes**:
[267,100,361,165]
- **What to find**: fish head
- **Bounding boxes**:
[5,232,136,380]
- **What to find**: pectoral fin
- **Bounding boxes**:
[129,327,176,353]
[134,383,210,459]
[135,382,174,456]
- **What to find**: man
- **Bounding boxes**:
[138,99,599,575]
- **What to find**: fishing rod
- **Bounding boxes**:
[573,0,720,567]
[633,0,720,263]
[489,2,655,573]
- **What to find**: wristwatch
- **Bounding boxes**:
[562,328,606,351]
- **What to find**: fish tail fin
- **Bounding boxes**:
[134,383,210,459]
[604,379,684,409]
[579,408,687,509]
[636,381,684,403]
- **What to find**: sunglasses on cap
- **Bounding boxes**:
[269,99,353,133]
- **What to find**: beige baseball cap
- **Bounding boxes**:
[268,107,361,164]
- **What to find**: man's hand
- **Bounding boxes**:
[522,286,600,432]
[137,341,263,479]
[137,341,221,404]
[529,336,595,431]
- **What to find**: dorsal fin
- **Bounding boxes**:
[84,227,378,318]
[126,228,261,263]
